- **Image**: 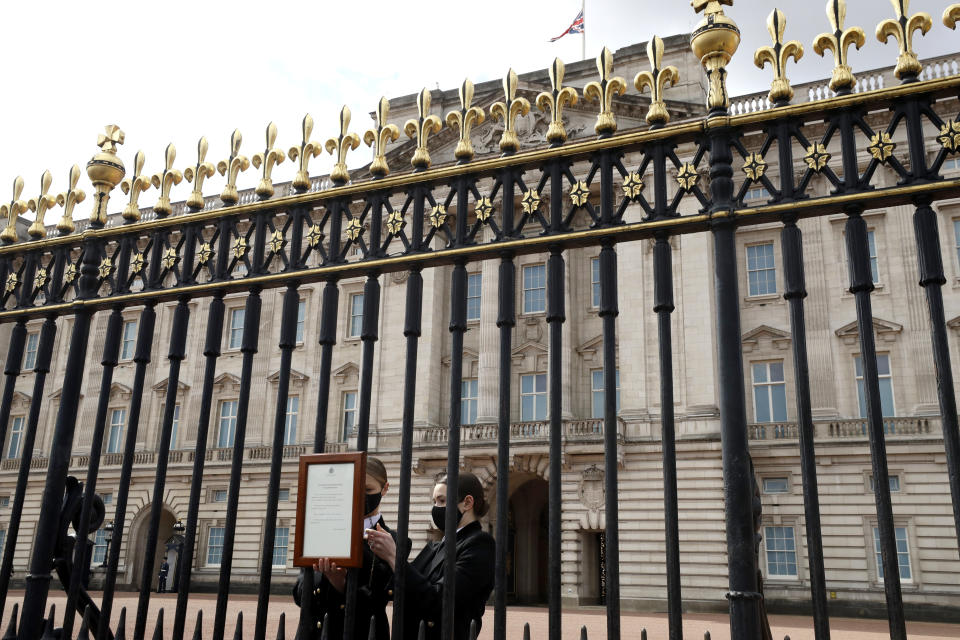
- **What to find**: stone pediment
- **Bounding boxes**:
[267,368,310,384]
[742,325,791,353]
[835,318,903,345]
[151,378,191,393]
[212,372,241,388]
[332,362,359,383]
[12,390,31,406]
[440,347,479,367]
[109,382,133,399]
[948,315,960,330]
[576,335,619,363]
[511,340,548,370]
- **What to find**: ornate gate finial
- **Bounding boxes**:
[252,122,286,198]
[490,69,531,154]
[754,9,803,106]
[325,106,361,185]
[363,97,400,178]
[404,89,443,170]
[813,0,866,94]
[445,79,485,163]
[0,177,27,244]
[584,47,627,136]
[27,170,56,239]
[876,0,932,81]
[536,58,579,146]
[690,0,740,112]
[634,36,680,126]
[945,4,960,29]
[217,129,250,205]
[288,114,322,191]
[55,165,85,235]
[86,124,126,228]
[120,150,154,222]
[151,144,183,217]
[184,137,215,210]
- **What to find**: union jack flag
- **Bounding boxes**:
[549,10,585,42]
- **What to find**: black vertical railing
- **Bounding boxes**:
[0,320,26,482]
[546,245,564,640]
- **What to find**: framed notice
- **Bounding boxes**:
[294,452,367,568]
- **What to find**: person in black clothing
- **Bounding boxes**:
[367,472,495,640]
[157,557,169,593]
[294,457,397,640]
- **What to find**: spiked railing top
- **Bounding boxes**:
[120,150,154,222]
[325,106,361,185]
[151,143,183,217]
[217,129,251,205]
[251,121,287,198]
[289,113,323,191]
[813,0,866,93]
[26,170,56,239]
[583,47,627,136]
[404,88,444,170]
[536,58,579,145]
[55,164,85,235]
[184,136,216,211]
[363,97,401,178]
[754,9,804,106]
[490,69,532,155]
[877,0,933,81]
[445,79,486,163]
[635,36,680,126]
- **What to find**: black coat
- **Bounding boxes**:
[293,516,397,640]
[393,520,495,640]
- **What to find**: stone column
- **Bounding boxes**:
[476,239,500,424]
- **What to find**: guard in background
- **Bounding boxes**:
[157,557,170,593]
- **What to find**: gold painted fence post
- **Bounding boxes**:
[120,150,154,222]
[325,106,361,185]
[491,69,531,154]
[690,0,740,112]
[813,0,866,94]
[634,36,680,126]
[288,114,322,191]
[404,89,443,170]
[151,143,183,217]
[184,137,215,211]
[536,58,579,145]
[252,122,286,198]
[86,124,126,228]
[584,47,627,136]
[363,97,400,178]
[876,0,932,81]
[445,80,486,163]
[55,165,85,235]
[217,129,250,205]
[0,177,27,244]
[754,9,803,106]
[27,171,56,239]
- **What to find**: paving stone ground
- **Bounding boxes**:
[3,591,959,639]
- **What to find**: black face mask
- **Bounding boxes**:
[364,491,382,516]
[431,504,463,530]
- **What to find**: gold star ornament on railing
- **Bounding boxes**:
[876,0,932,81]
[754,9,804,106]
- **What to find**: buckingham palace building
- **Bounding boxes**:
[1,33,959,621]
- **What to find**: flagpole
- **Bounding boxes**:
[581,0,586,60]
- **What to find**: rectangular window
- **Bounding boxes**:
[590,369,621,419]
[869,475,901,493]
[23,332,39,370]
[764,526,798,578]
[744,187,770,201]
[228,308,245,350]
[522,264,546,314]
[7,416,24,459]
[278,488,290,502]
[746,243,777,296]
[752,361,787,423]
[873,526,912,582]
[855,354,896,418]
[867,230,880,284]
[100,492,113,505]
[762,477,790,494]
[284,396,299,445]
[342,392,357,440]
[0,530,5,556]
[207,526,225,566]
[520,373,547,421]
[92,529,107,565]
[217,400,238,448]
[466,273,482,322]
[212,489,227,503]
[169,404,180,450]
[120,320,138,360]
[349,293,364,338]
[296,298,306,345]
[591,258,601,308]
[273,526,289,567]
[461,379,478,425]
[107,409,126,454]
[0,497,9,508]
[945,157,960,171]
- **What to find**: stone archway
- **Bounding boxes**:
[506,475,548,604]
[126,504,177,590]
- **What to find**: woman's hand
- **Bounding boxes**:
[366,524,397,570]
[315,558,347,592]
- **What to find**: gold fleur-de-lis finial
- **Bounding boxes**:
[97,125,125,153]
[945,5,960,29]
[86,124,126,227]
[120,150,154,222]
[217,129,250,205]
[184,137,215,211]
[363,97,401,178]
[634,36,680,126]
[0,177,27,244]
[151,144,183,217]
[445,79,486,163]
[813,0,866,93]
[754,9,804,105]
[325,106,361,185]
[252,122,286,198]
[288,114,322,192]
[404,89,444,170]
[55,165,86,235]
[26,170,56,239]
[490,69,532,154]
[536,58,579,145]
[584,47,627,137]
[876,0,932,81]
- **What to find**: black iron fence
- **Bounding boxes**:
[1,1,960,639]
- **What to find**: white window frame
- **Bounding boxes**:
[348,293,364,338]
[855,353,896,418]
[273,526,289,568]
[295,298,306,345]
[217,400,238,448]
[953,219,960,275]
[212,489,228,503]
[590,369,621,419]
[872,525,913,584]
[284,396,299,445]
[746,242,777,297]
[520,373,547,422]
[206,526,225,566]
[867,229,880,285]
[764,525,799,579]
[461,378,478,425]
[278,488,290,502]
[228,308,245,350]
[92,529,108,565]
[23,332,39,370]
[751,361,788,423]
[342,391,358,440]
[7,416,24,459]
[168,404,181,450]
[744,186,770,202]
[107,409,126,454]
[466,273,482,322]
[591,257,601,308]
[521,264,546,314]
[120,320,138,360]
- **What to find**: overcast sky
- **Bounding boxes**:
[1,0,958,221]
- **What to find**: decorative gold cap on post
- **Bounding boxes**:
[877,0,932,82]
[120,150,154,222]
[490,69,532,155]
[55,165,86,235]
[445,80,486,163]
[184,137,215,210]
[288,114,322,191]
[584,47,627,136]
[151,144,182,217]
[690,0,740,113]
[27,171,56,239]
[325,106,361,185]
[813,0,866,94]
[363,97,400,178]
[252,122,286,198]
[754,9,804,106]
[634,36,680,126]
[0,177,27,244]
[536,58,579,146]
[85,124,125,228]
[217,129,250,205]
[404,89,443,170]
